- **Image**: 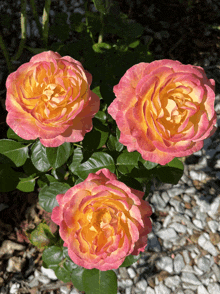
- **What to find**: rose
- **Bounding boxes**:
[108,59,217,165]
[6,51,100,147]
[51,168,152,271]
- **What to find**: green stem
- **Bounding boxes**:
[85,1,95,44]
[12,0,27,61]
[0,34,13,73]
[42,0,51,47]
[98,13,104,43]
[30,0,42,37]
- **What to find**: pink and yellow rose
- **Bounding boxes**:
[51,168,152,271]
[108,59,217,165]
[6,51,100,147]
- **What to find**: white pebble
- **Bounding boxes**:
[127,268,136,279]
[41,266,57,280]
[9,283,20,294]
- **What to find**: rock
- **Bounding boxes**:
[182,283,198,290]
[119,267,130,279]
[198,234,218,256]
[208,220,219,233]
[161,192,170,204]
[193,265,203,276]
[184,290,195,294]
[197,285,209,294]
[118,279,133,288]
[182,250,191,264]
[28,277,39,288]
[60,286,70,294]
[156,257,173,273]
[0,240,25,258]
[189,170,207,181]
[127,268,136,279]
[38,275,51,285]
[136,279,147,291]
[181,272,201,285]
[147,232,162,252]
[163,240,173,249]
[207,283,220,294]
[163,215,172,228]
[153,222,162,233]
[6,256,25,273]
[150,192,166,210]
[182,265,195,273]
[70,289,80,294]
[167,187,185,198]
[197,256,211,272]
[41,266,57,280]
[193,219,204,229]
[169,223,187,233]
[154,283,171,294]
[185,187,197,195]
[169,199,185,213]
[174,253,185,273]
[207,198,220,217]
[125,288,131,294]
[185,209,193,217]
[9,283,20,294]
[146,287,155,294]
[156,228,178,241]
[212,264,220,282]
[164,275,181,290]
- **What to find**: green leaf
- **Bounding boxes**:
[68,147,83,173]
[71,267,86,292]
[31,141,51,172]
[117,150,140,174]
[93,43,111,53]
[42,246,63,265]
[0,164,20,192]
[83,269,117,294]
[155,163,184,185]
[0,139,29,167]
[55,266,71,283]
[129,40,140,48]
[107,134,123,152]
[23,158,39,175]
[83,119,109,151]
[37,174,58,188]
[120,254,140,267]
[139,158,158,170]
[75,152,115,180]
[95,111,107,123]
[167,157,184,170]
[39,182,71,212]
[63,259,78,272]
[16,174,36,192]
[46,143,71,169]
[92,0,113,14]
[29,223,56,249]
[92,87,103,99]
